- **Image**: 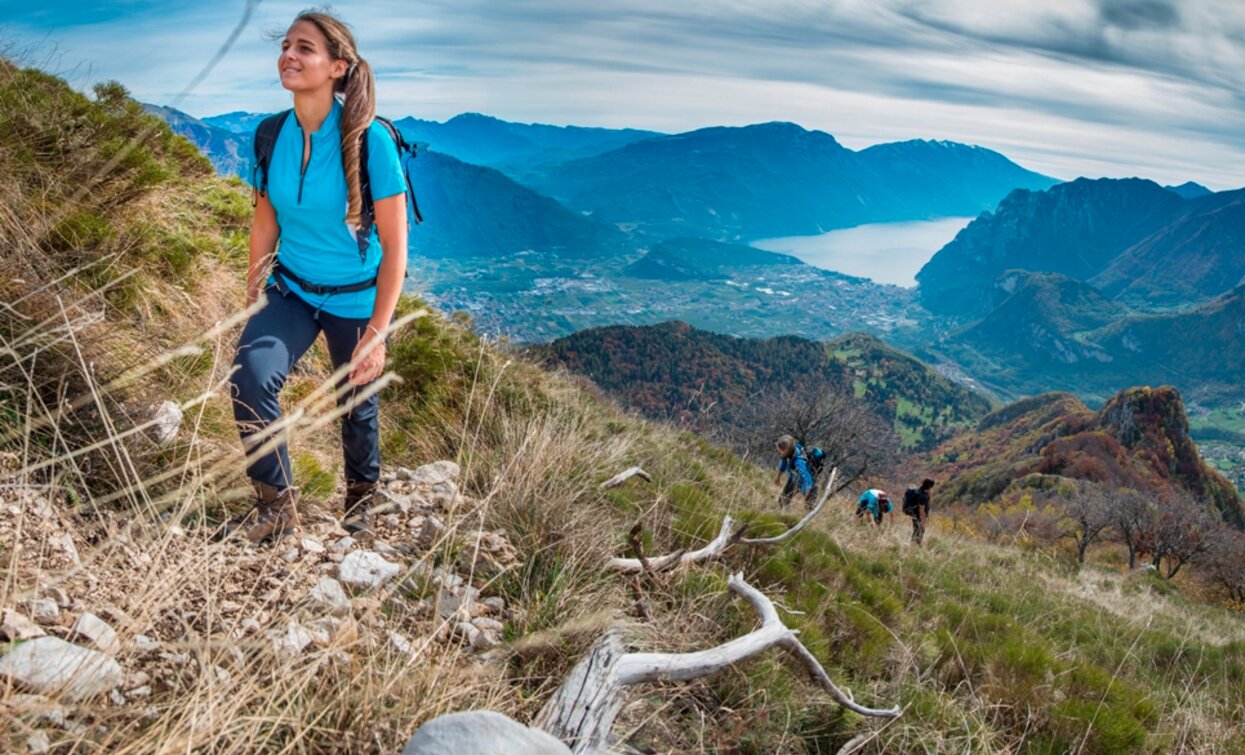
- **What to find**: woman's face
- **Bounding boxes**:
[279,20,346,94]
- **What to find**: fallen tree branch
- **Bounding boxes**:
[606,515,741,573]
[535,572,900,753]
[600,466,653,490]
[742,467,837,546]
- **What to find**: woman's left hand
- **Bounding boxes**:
[348,327,386,385]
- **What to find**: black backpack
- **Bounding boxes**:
[805,446,827,478]
[251,109,423,263]
[903,487,922,516]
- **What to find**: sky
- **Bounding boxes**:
[4,0,1245,189]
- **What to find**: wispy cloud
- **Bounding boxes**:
[5,0,1244,188]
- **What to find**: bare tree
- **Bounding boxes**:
[1106,487,1155,570]
[737,382,899,490]
[1200,528,1245,602]
[1148,496,1222,579]
[1060,483,1113,564]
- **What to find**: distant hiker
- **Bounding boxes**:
[855,489,893,528]
[229,11,409,543]
[774,435,825,509]
[903,478,936,545]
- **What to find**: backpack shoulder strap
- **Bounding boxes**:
[252,109,292,203]
[371,115,424,224]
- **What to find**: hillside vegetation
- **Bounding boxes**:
[3,58,1245,754]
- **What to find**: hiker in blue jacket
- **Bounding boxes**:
[228,10,408,543]
[774,435,819,509]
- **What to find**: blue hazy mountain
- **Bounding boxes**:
[408,150,628,259]
[917,178,1245,315]
[201,110,272,135]
[1165,181,1213,199]
[393,112,662,169]
[521,122,1057,240]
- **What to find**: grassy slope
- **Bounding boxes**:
[2,59,1244,754]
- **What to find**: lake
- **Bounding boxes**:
[752,216,975,287]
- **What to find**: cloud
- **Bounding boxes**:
[4,0,1245,189]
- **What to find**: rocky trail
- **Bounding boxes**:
[1,460,524,752]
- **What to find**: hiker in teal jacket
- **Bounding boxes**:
[228,10,408,543]
[774,435,818,509]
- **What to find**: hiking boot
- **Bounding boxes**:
[244,481,300,544]
[342,480,377,534]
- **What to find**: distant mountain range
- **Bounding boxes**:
[917,177,1245,314]
[523,123,1057,240]
[144,104,250,178]
[536,322,993,450]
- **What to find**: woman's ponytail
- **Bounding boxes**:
[338,56,375,228]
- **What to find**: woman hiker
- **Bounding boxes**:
[229,11,408,543]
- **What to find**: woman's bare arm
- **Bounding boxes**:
[247,191,281,307]
[348,192,408,385]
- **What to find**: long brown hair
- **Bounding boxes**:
[295,9,375,227]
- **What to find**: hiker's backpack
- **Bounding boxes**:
[251,109,423,263]
[902,487,922,516]
[806,446,827,478]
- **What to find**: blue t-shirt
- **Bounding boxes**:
[248,98,406,318]
[778,444,815,495]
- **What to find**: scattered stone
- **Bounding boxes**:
[277,621,314,656]
[375,541,401,556]
[109,688,127,705]
[128,685,152,699]
[56,533,80,566]
[414,516,446,551]
[0,636,124,701]
[280,547,301,563]
[27,731,51,754]
[133,635,161,653]
[436,586,479,621]
[300,535,326,555]
[125,671,150,689]
[471,617,504,633]
[306,576,352,617]
[40,586,71,609]
[150,400,183,445]
[388,631,414,655]
[482,597,506,615]
[338,550,401,592]
[409,460,460,486]
[402,710,573,755]
[70,613,120,655]
[220,600,243,614]
[240,618,262,635]
[331,536,356,552]
[1,609,46,641]
[455,621,481,647]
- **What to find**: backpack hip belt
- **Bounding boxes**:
[272,259,377,296]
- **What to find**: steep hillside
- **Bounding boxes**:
[527,122,1054,240]
[930,386,1244,527]
[1091,189,1245,307]
[536,323,993,450]
[916,177,1187,316]
[5,59,1245,755]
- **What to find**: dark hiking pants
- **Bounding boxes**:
[230,284,380,490]
[910,514,925,544]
